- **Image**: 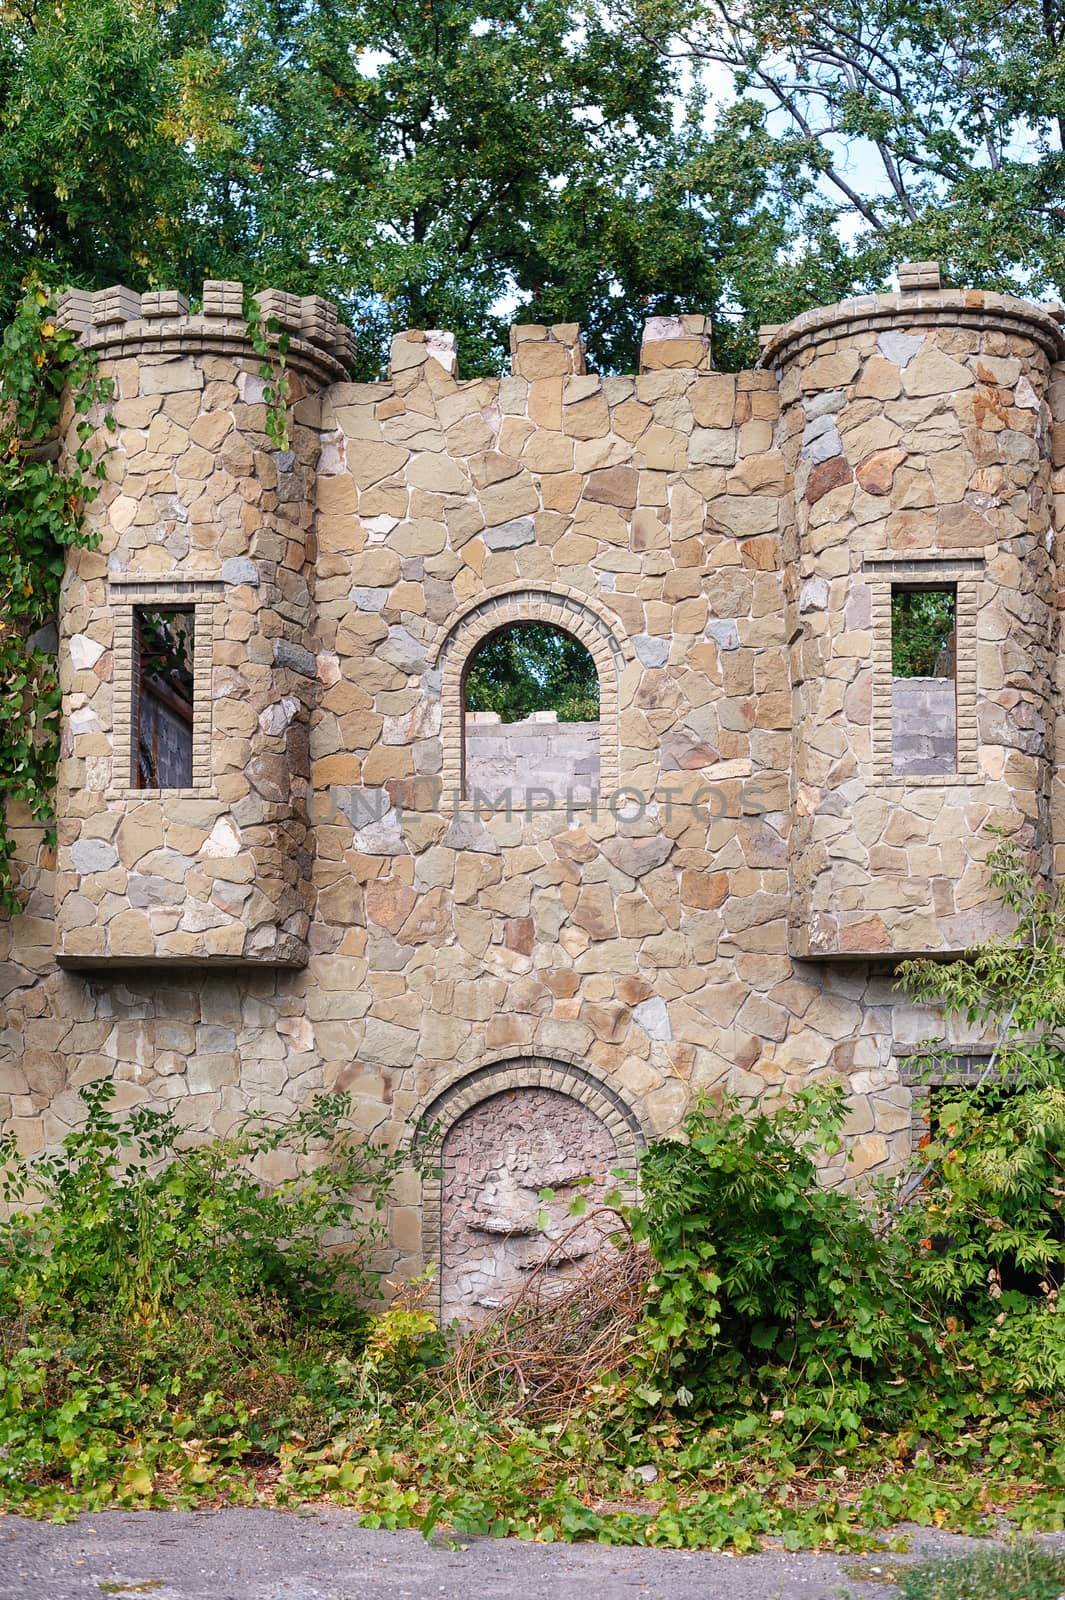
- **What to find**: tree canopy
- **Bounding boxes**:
[3,0,1064,376]
[464,625,600,722]
[0,0,851,374]
[624,0,1065,301]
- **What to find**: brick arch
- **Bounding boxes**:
[413,1054,646,1308]
[432,588,627,802]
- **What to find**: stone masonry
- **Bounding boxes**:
[2,269,1064,1316]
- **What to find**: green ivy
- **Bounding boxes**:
[243,296,290,451]
[0,277,113,910]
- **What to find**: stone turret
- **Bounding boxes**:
[767,266,1065,956]
[52,281,355,965]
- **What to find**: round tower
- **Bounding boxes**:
[53,281,354,965]
[765,264,1065,956]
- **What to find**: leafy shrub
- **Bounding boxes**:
[897,840,1065,1392]
[629,1085,927,1434]
[0,1081,403,1331]
[0,1083,419,1504]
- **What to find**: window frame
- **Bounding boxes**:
[108,578,221,799]
[433,587,626,815]
[866,556,981,786]
[889,581,958,776]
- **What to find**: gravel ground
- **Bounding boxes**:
[0,1508,1056,1600]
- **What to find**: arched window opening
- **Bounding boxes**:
[462,623,600,808]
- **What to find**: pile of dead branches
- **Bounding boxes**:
[442,1211,654,1428]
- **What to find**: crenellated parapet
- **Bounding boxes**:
[46,265,1065,975]
[57,279,356,387]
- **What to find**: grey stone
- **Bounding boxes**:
[196,1024,237,1053]
[633,997,672,1041]
[706,619,739,650]
[353,818,409,856]
[221,557,259,586]
[442,816,501,854]
[352,587,391,611]
[337,787,391,828]
[128,874,184,909]
[803,388,845,419]
[799,577,830,613]
[689,428,736,466]
[273,639,317,677]
[258,696,301,736]
[634,635,669,668]
[484,517,535,550]
[70,839,119,874]
[802,413,837,444]
[378,626,427,673]
[600,835,674,878]
[802,424,841,464]
[878,330,924,367]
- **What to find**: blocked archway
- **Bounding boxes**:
[414,1055,645,1326]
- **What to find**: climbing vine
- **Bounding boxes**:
[0,279,113,910]
[243,296,290,450]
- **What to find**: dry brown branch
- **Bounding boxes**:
[440,1209,653,1429]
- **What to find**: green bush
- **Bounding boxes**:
[897,840,1065,1394]
[0,1081,403,1331]
[628,1085,929,1436]
[0,1083,418,1505]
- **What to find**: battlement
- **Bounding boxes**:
[56,279,357,386]
[43,261,1065,968]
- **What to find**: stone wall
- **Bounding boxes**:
[0,269,1062,1318]
[891,678,957,775]
[463,713,599,804]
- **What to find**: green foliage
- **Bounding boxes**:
[0,1082,418,1505]
[9,842,1065,1541]
[628,1087,924,1434]
[242,295,290,451]
[0,0,845,377]
[0,1081,403,1329]
[0,0,217,312]
[895,840,1065,1390]
[0,277,112,908]
[628,0,1065,303]
[214,0,830,377]
[896,1543,1065,1600]
[464,624,600,722]
[892,591,956,678]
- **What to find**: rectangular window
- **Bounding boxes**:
[891,586,956,775]
[133,607,195,789]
